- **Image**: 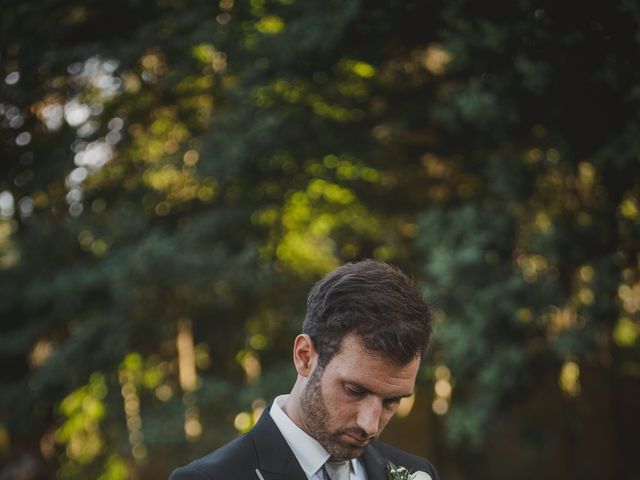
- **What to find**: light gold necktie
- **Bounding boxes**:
[323,458,351,480]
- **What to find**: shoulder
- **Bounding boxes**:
[169,433,257,480]
[371,440,441,480]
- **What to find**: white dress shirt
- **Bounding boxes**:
[269,395,368,480]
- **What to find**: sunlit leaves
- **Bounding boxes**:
[269,179,365,276]
[619,194,640,220]
[339,59,377,79]
[97,455,128,480]
[255,15,285,35]
[558,360,581,397]
[56,373,107,468]
[0,219,18,269]
[251,152,387,276]
[613,317,639,347]
[191,44,227,73]
[253,78,363,122]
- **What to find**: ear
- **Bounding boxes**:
[292,334,317,378]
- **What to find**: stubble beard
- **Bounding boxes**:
[299,366,369,461]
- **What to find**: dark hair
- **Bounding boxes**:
[302,259,432,368]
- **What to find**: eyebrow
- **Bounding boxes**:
[346,380,414,402]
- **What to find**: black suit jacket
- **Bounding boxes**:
[170,411,440,480]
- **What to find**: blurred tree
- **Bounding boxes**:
[0,0,639,479]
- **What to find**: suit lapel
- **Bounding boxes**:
[250,411,308,480]
[361,442,389,480]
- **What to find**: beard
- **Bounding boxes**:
[299,366,371,461]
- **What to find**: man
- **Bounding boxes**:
[171,259,440,480]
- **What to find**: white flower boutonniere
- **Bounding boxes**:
[385,460,432,480]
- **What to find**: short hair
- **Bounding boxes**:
[302,259,432,368]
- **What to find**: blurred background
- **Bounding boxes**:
[1,0,639,478]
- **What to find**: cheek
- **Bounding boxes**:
[324,387,358,419]
[322,381,349,406]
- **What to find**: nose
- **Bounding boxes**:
[356,397,382,437]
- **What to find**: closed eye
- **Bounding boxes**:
[383,397,402,409]
[344,384,366,396]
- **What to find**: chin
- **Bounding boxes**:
[330,450,362,462]
[327,442,366,461]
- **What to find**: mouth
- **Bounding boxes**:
[342,432,371,447]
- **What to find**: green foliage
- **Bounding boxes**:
[56,373,107,465]
[1,0,639,479]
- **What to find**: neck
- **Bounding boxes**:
[281,379,308,434]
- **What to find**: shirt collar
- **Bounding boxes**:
[269,394,361,478]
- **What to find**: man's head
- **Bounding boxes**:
[302,259,432,368]
[286,260,432,460]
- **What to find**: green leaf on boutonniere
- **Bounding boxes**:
[385,460,412,480]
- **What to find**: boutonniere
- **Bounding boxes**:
[385,460,432,480]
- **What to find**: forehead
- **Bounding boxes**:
[323,333,420,393]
